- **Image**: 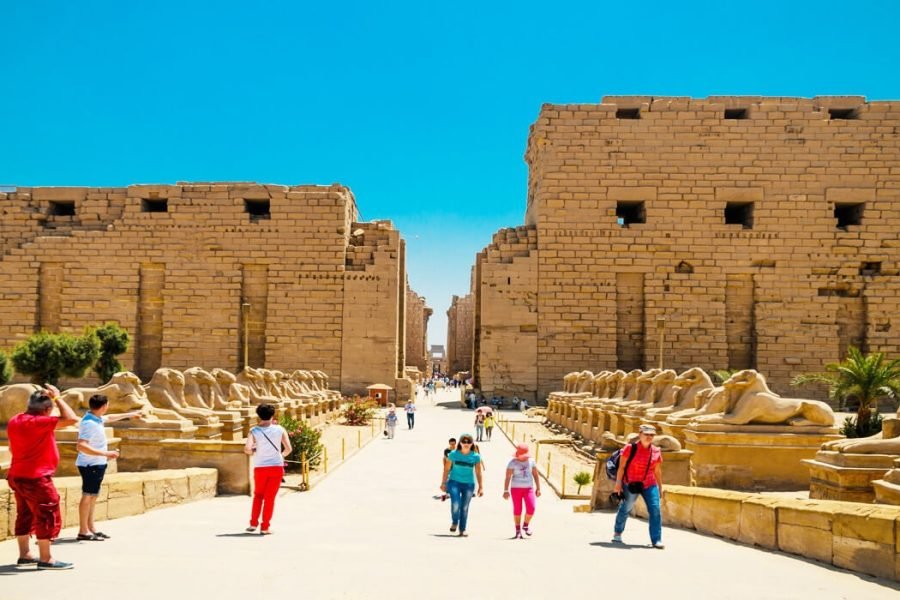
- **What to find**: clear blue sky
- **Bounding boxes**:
[2,1,899,346]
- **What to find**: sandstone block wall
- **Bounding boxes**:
[405,286,430,372]
[471,96,900,401]
[447,292,474,374]
[0,183,421,396]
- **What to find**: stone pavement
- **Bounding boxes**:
[1,388,897,599]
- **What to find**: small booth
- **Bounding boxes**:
[367,383,393,407]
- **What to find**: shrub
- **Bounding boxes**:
[342,397,376,426]
[712,369,738,385]
[92,323,130,384]
[11,330,100,385]
[573,471,593,495]
[0,350,11,386]
[279,414,323,471]
[839,411,883,438]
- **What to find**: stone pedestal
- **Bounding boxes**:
[195,422,224,439]
[804,450,896,503]
[0,446,9,478]
[873,462,900,505]
[114,422,198,471]
[54,426,120,477]
[214,412,244,441]
[158,439,251,495]
[660,422,689,445]
[608,409,629,437]
[590,449,694,510]
[684,425,842,491]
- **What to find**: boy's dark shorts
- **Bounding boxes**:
[78,464,108,495]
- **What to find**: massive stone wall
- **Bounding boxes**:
[472,96,900,402]
[0,183,420,397]
[404,286,430,373]
[446,292,474,374]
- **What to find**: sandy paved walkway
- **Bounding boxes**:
[1,388,897,599]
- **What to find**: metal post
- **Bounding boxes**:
[357,430,361,448]
[535,442,540,462]
[324,447,329,473]
[562,464,567,497]
[241,303,251,369]
[341,438,346,461]
[546,453,551,478]
[657,316,666,370]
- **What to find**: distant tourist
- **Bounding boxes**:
[440,437,457,501]
[75,395,139,541]
[612,424,664,548]
[483,413,494,441]
[385,406,398,439]
[243,403,291,535]
[7,385,79,570]
[440,433,483,537]
[503,443,541,539]
[474,411,485,442]
[405,400,416,430]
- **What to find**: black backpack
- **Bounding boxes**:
[605,441,639,481]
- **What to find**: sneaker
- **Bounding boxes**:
[523,525,532,537]
[653,541,665,549]
[92,531,110,540]
[611,534,623,543]
[245,526,257,533]
[514,531,522,539]
[37,560,74,571]
[450,524,458,533]
[16,557,38,566]
[458,531,468,537]
[260,530,272,535]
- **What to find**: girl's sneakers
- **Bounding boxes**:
[523,524,532,536]
[514,531,523,539]
[450,524,458,533]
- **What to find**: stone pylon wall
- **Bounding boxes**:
[405,286,430,372]
[447,293,474,375]
[0,183,419,395]
[474,96,900,402]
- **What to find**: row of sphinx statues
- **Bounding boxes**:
[0,366,342,433]
[546,367,839,451]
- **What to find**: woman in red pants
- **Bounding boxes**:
[243,403,291,535]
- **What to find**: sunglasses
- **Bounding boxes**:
[460,440,473,445]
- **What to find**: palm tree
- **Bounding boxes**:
[792,347,900,436]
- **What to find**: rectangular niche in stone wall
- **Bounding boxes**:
[244,199,271,222]
[616,201,646,227]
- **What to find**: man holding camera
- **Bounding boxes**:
[611,424,665,549]
[6,384,79,570]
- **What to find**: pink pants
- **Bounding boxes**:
[510,487,536,516]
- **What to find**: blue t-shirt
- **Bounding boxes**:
[447,449,481,484]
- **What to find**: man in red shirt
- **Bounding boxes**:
[612,423,665,548]
[7,384,79,570]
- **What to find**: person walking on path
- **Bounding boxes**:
[7,385,79,570]
[612,424,665,548]
[503,443,541,539]
[385,406,398,439]
[243,403,291,535]
[474,412,485,442]
[405,400,416,430]
[440,438,457,501]
[483,413,494,441]
[440,433,483,537]
[75,395,139,541]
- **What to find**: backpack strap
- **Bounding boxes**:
[622,441,639,483]
[254,426,282,454]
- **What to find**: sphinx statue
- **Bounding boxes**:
[589,371,613,399]
[183,367,243,411]
[235,367,285,406]
[212,369,253,406]
[821,408,900,454]
[633,370,678,412]
[0,383,42,426]
[562,371,580,394]
[61,372,191,427]
[647,367,715,420]
[690,370,835,427]
[144,368,220,426]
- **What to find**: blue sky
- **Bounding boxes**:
[2,1,899,345]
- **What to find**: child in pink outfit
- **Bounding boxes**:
[503,444,541,539]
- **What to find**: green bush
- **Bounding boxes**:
[839,411,883,438]
[279,414,323,472]
[92,323,130,383]
[342,397,376,426]
[573,471,593,494]
[0,350,12,386]
[11,330,100,385]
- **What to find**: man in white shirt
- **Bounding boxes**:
[405,400,416,430]
[75,395,138,541]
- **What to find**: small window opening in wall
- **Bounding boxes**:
[141,198,168,213]
[675,261,694,274]
[834,202,864,229]
[724,108,748,120]
[48,201,76,216]
[724,202,754,229]
[829,107,858,120]
[244,199,271,221]
[615,108,640,120]
[507,277,511,285]
[616,201,645,226]
[859,262,881,276]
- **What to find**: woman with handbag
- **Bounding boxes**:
[611,424,664,548]
[243,403,291,535]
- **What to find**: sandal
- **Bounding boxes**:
[77,533,103,541]
[92,531,111,540]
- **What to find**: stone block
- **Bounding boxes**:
[186,468,219,499]
[158,439,250,495]
[106,474,146,519]
[143,472,191,509]
[738,495,779,549]
[778,522,834,564]
[832,535,896,580]
[0,481,8,540]
[691,489,745,540]
[661,486,694,529]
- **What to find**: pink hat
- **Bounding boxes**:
[513,443,531,460]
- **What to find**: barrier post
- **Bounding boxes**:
[546,453,551,478]
[342,438,346,461]
[324,447,329,473]
[562,464,567,497]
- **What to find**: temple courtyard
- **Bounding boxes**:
[1,388,896,600]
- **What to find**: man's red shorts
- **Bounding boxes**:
[8,476,62,540]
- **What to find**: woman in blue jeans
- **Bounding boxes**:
[440,433,484,537]
[612,424,665,548]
